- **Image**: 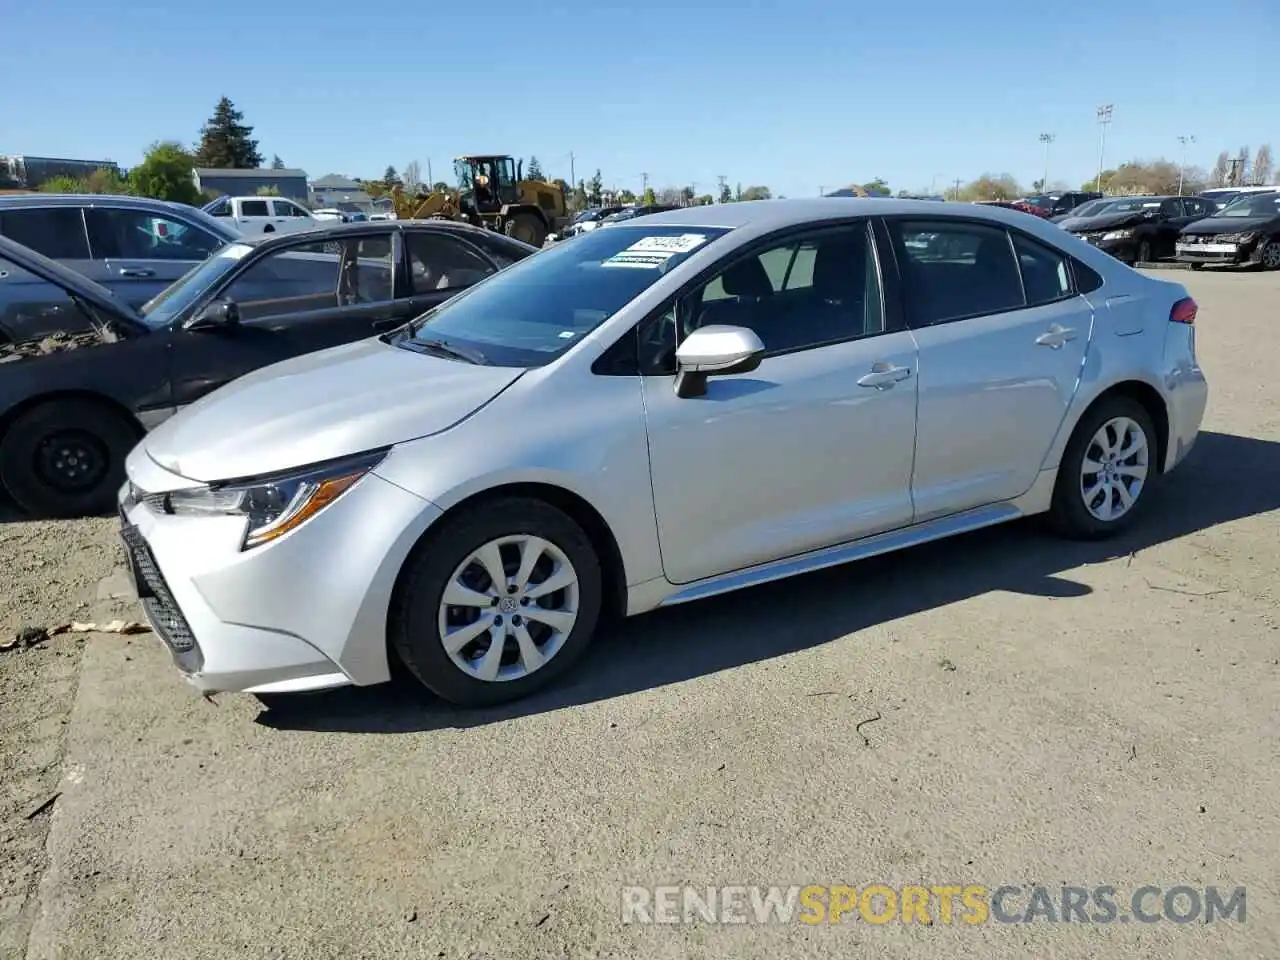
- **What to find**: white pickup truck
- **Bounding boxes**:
[200,195,323,237]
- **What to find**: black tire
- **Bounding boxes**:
[389,497,603,707]
[0,398,139,518]
[1047,395,1157,541]
[1259,238,1280,271]
[1189,262,1204,271]
[504,212,546,248]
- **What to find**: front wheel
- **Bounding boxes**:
[389,498,603,706]
[1048,396,1157,540]
[504,212,547,247]
[0,399,139,517]
[1258,238,1280,270]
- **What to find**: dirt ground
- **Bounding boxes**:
[1,267,1277,959]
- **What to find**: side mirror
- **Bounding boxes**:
[673,325,766,399]
[184,299,240,332]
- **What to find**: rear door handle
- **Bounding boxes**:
[118,268,155,278]
[857,362,912,389]
[1035,323,1077,348]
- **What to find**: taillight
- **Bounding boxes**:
[1170,297,1197,325]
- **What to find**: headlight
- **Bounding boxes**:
[1102,229,1134,240]
[1216,232,1256,244]
[165,449,387,549]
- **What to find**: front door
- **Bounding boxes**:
[642,221,919,585]
[86,207,228,310]
[169,232,405,407]
[884,217,1093,520]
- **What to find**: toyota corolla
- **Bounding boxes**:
[118,199,1208,707]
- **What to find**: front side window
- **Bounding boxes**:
[273,200,308,218]
[0,208,91,259]
[889,219,1024,325]
[393,224,730,366]
[407,233,496,293]
[85,209,224,261]
[221,239,381,320]
[670,223,884,357]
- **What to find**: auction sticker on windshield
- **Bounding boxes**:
[602,233,710,269]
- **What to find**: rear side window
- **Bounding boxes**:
[1011,233,1072,305]
[889,220,1024,325]
[0,208,91,259]
[406,232,496,293]
[238,200,270,217]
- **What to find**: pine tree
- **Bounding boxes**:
[526,156,544,181]
[382,165,401,185]
[270,154,285,169]
[195,97,263,169]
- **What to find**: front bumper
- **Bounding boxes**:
[118,467,441,695]
[1174,239,1256,265]
[1071,232,1138,261]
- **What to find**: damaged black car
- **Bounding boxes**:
[1175,191,1280,270]
[1059,195,1213,264]
[0,221,535,518]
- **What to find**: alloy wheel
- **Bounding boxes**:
[437,535,580,682]
[1079,416,1149,522]
[1261,241,1280,270]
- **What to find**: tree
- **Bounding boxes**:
[718,183,732,204]
[658,187,683,205]
[588,170,604,206]
[641,186,656,205]
[402,161,422,191]
[1252,144,1273,186]
[740,185,772,201]
[681,186,695,206]
[39,175,88,194]
[860,178,890,197]
[270,154,285,170]
[618,188,636,203]
[431,182,450,193]
[128,141,201,205]
[255,185,280,196]
[572,179,589,210]
[960,173,1021,201]
[382,165,401,186]
[526,156,544,181]
[83,167,131,194]
[1234,147,1251,186]
[1210,151,1230,186]
[697,194,714,205]
[195,96,263,169]
[735,182,743,201]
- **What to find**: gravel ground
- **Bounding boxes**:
[1,267,1278,959]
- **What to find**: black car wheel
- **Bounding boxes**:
[0,399,139,518]
[1259,238,1280,271]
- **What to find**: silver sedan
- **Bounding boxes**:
[118,199,1208,706]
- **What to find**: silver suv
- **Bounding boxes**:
[0,194,240,343]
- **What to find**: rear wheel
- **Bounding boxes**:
[389,498,603,707]
[0,399,139,517]
[504,212,547,247]
[1048,396,1156,540]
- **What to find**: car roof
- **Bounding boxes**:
[0,193,201,213]
[245,217,539,253]
[613,197,1070,231]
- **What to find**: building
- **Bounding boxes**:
[1,155,123,189]
[309,174,374,212]
[192,167,309,202]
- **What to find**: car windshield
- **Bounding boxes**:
[1215,193,1280,217]
[1070,199,1112,217]
[1025,195,1057,208]
[1102,198,1162,213]
[138,241,257,327]
[391,224,730,367]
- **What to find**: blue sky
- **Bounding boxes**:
[4,0,1275,198]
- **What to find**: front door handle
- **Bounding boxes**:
[1035,323,1077,348]
[118,268,155,278]
[857,362,912,389]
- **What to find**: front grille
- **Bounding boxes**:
[119,515,199,658]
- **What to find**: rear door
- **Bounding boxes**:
[0,205,104,340]
[400,229,503,321]
[85,206,227,309]
[168,231,405,406]
[233,198,274,235]
[883,216,1094,520]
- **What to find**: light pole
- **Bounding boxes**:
[1177,135,1196,196]
[1038,133,1055,191]
[1095,104,1114,192]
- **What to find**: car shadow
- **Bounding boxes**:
[252,429,1280,735]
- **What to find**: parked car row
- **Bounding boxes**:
[0,208,538,516]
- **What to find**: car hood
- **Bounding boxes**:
[1062,211,1150,233]
[1180,214,1279,235]
[141,337,525,482]
[0,233,143,331]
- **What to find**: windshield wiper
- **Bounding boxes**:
[407,337,487,365]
